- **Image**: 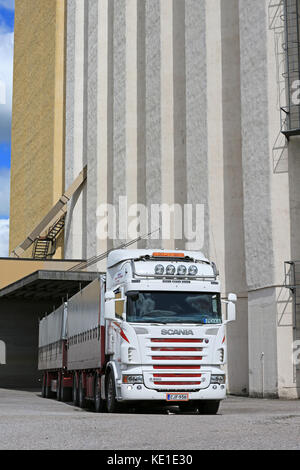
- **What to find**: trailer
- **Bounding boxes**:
[39,249,237,414]
[38,302,71,400]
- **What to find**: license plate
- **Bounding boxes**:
[166,393,189,402]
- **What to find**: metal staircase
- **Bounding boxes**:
[32,215,66,260]
[282,0,300,135]
[10,166,87,260]
[269,0,300,137]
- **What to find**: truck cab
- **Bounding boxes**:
[104,249,236,414]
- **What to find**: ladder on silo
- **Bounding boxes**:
[10,166,87,259]
[32,215,66,259]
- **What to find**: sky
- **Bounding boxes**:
[0,0,14,256]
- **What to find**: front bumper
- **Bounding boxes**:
[117,383,226,402]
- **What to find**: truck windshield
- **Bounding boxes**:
[127,291,221,325]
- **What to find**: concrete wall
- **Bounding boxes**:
[11,0,300,398]
[63,0,249,395]
[10,0,66,258]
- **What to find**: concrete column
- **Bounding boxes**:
[113,0,127,246]
[86,0,99,261]
[145,0,161,249]
[185,0,208,254]
[239,0,277,397]
[96,0,109,270]
[65,0,87,259]
[173,0,187,250]
[206,0,225,280]
[160,0,175,249]
[220,0,248,395]
[126,0,138,243]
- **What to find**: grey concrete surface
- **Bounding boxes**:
[0,389,300,450]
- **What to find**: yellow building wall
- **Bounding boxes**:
[9,0,66,259]
[0,259,83,291]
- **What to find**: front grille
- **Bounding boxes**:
[152,356,203,361]
[142,336,210,390]
[155,388,201,393]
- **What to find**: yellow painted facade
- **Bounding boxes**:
[9,0,66,258]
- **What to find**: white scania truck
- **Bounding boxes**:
[38,249,236,414]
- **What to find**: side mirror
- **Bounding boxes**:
[226,302,236,323]
[104,291,126,321]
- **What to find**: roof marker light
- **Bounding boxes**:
[153,252,185,258]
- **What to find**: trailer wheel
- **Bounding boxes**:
[106,371,121,413]
[78,373,86,409]
[198,400,220,415]
[57,373,62,401]
[41,373,46,398]
[72,373,79,406]
[94,373,105,413]
[45,373,53,399]
[60,375,72,402]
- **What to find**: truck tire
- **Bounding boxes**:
[94,373,105,413]
[72,373,79,406]
[57,373,62,401]
[78,373,86,409]
[106,371,121,413]
[41,373,46,398]
[60,375,72,402]
[45,374,53,399]
[198,400,220,415]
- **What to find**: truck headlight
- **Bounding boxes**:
[177,265,187,275]
[210,374,225,385]
[122,375,143,384]
[188,265,198,276]
[155,264,164,275]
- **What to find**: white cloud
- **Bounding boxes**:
[0,167,10,217]
[0,31,13,143]
[0,1,14,10]
[0,218,9,257]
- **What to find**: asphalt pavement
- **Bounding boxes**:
[0,388,299,450]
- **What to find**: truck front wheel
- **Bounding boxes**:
[198,400,220,415]
[106,371,121,413]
